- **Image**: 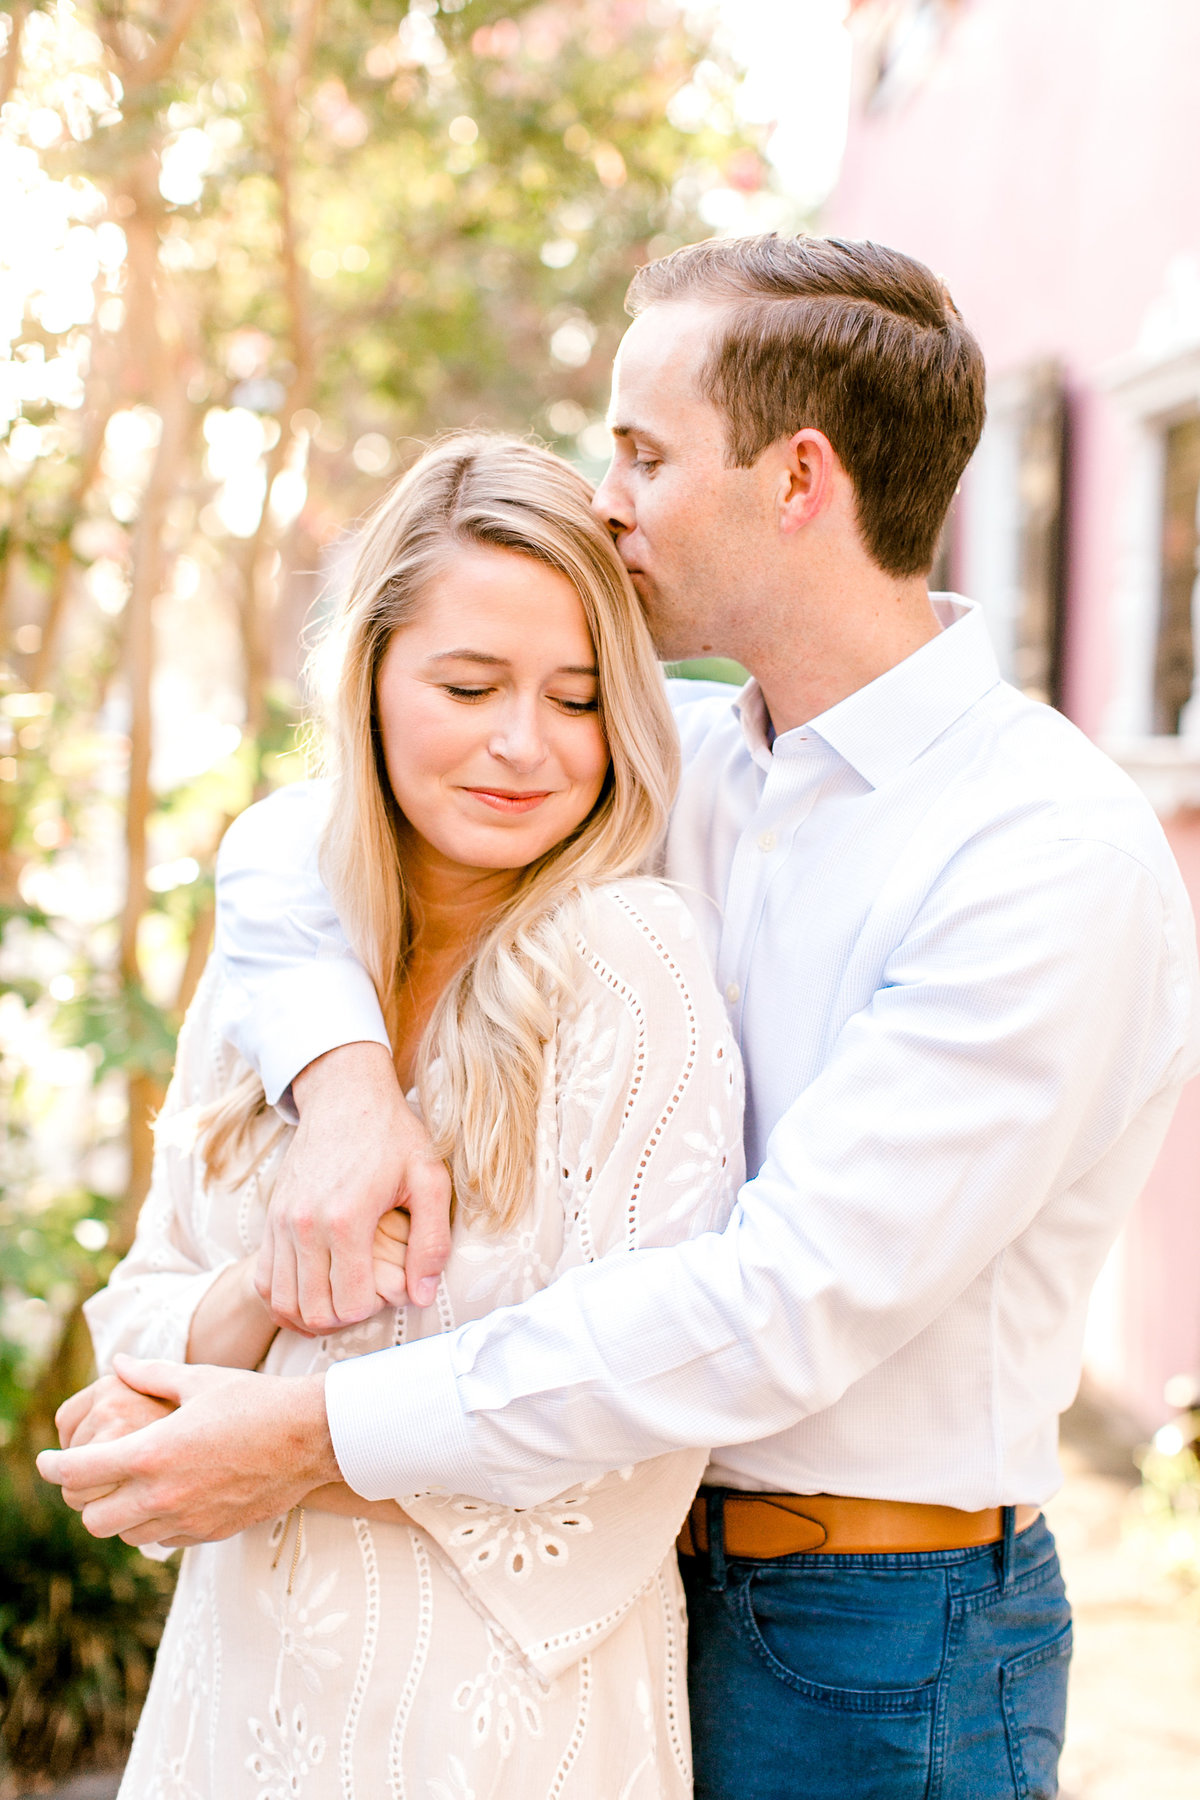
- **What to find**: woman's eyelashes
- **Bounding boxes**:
[439,683,597,714]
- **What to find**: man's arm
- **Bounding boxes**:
[321,836,1198,1510]
[40,837,1196,1545]
[216,785,451,1323]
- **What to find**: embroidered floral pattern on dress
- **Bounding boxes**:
[439,1487,595,1581]
[130,1568,210,1800]
[257,1528,347,1694]
[456,1226,553,1306]
[93,882,745,1800]
[427,1753,476,1800]
[665,1102,740,1230]
[452,1623,548,1756]
[246,1696,327,1799]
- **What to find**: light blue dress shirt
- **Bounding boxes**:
[215,599,1200,1510]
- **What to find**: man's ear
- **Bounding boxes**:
[778,428,837,538]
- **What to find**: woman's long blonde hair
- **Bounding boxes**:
[204,434,679,1229]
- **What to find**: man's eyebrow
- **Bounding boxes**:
[610,423,668,453]
[429,649,598,676]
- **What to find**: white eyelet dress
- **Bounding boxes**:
[85,878,745,1800]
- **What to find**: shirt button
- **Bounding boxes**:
[725,982,740,1004]
[757,830,777,853]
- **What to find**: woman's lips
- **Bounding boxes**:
[464,788,554,814]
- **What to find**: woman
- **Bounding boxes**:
[81,435,744,1799]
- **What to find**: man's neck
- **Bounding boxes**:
[746,576,942,737]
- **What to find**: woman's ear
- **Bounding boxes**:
[778,428,837,538]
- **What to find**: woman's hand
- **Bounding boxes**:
[372,1205,412,1299]
[54,1373,178,1514]
[38,1356,338,1547]
[56,1372,176,1450]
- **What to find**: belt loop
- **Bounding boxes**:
[1000,1504,1016,1589]
[706,1488,729,1591]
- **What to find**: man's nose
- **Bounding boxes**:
[591,458,633,537]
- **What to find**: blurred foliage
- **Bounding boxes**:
[0,1477,175,1792]
[666,654,747,685]
[1129,1384,1200,1613]
[0,0,772,1779]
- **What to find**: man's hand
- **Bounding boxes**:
[258,1041,452,1333]
[36,1353,339,1548]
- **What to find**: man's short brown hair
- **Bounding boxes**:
[626,235,986,579]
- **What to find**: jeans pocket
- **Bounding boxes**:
[1001,1619,1073,1799]
[737,1565,944,1713]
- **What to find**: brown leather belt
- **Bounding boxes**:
[677,1491,1042,1559]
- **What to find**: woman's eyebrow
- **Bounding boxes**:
[429,649,598,676]
[429,649,507,666]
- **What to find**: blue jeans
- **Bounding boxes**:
[680,1499,1072,1800]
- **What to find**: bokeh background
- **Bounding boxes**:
[0,1,1197,1793]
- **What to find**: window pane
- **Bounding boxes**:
[1154,415,1200,735]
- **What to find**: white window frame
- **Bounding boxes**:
[1101,342,1200,814]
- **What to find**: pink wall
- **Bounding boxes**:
[830,0,1200,733]
[827,0,1200,1427]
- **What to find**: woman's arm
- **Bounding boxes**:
[185,1255,278,1368]
[301,1483,407,1525]
[84,961,277,1373]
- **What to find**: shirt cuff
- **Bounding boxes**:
[219,958,391,1110]
[325,1335,481,1502]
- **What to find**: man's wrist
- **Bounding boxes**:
[292,1040,399,1114]
[293,1372,342,1489]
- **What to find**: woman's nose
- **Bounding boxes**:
[488,700,547,770]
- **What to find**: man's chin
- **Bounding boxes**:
[627,576,706,663]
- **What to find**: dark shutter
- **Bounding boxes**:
[943,359,1068,705]
[1010,362,1067,707]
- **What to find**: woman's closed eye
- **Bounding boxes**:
[441,683,495,702]
[440,683,597,715]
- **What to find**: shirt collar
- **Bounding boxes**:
[733,597,1002,789]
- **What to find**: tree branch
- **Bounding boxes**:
[96,0,204,93]
[0,1,29,111]
[235,0,323,742]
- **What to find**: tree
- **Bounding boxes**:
[0,0,771,1779]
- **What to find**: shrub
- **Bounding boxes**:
[0,1478,175,1790]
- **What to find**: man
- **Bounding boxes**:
[42,236,1200,1799]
